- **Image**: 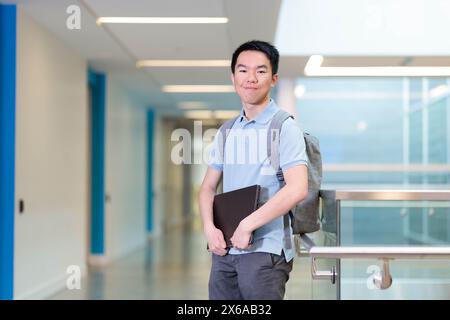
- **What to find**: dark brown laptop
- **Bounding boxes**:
[212,184,261,248]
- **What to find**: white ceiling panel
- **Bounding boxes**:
[7,0,450,114]
[104,23,230,59]
[224,0,281,50]
[84,0,225,17]
[12,0,131,65]
[142,68,232,85]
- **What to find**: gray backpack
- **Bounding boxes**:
[218,109,323,235]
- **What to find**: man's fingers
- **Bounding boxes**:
[212,248,227,256]
[209,242,227,256]
[216,234,226,249]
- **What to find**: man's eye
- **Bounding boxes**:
[239,70,246,73]
[258,71,266,74]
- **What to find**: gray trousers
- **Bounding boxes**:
[208,252,293,300]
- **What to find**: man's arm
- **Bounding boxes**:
[230,164,308,249]
[199,167,228,256]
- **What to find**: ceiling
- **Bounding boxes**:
[4,0,450,114]
[6,0,281,114]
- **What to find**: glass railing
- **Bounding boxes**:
[297,189,450,300]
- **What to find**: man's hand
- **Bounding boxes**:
[205,225,228,256]
[230,219,253,250]
[199,167,225,255]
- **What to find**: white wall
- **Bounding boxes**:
[14,7,154,299]
[105,78,147,262]
[15,9,88,299]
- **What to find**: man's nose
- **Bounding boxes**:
[246,71,257,82]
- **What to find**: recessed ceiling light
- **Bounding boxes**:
[137,60,230,68]
[294,84,306,98]
[184,110,213,119]
[304,55,450,77]
[184,110,240,119]
[97,17,228,25]
[177,102,208,109]
[213,110,240,119]
[162,85,235,93]
[429,84,450,99]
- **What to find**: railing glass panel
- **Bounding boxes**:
[340,200,450,299]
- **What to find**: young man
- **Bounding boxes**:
[199,40,308,300]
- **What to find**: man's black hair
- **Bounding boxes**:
[231,40,279,75]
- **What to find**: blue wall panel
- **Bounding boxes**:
[0,4,16,300]
[146,109,154,233]
[88,70,106,255]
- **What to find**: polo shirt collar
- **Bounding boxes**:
[239,99,279,124]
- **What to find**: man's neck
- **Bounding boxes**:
[242,96,271,120]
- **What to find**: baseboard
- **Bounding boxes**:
[15,265,87,300]
[87,254,109,267]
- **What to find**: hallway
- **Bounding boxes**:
[2,0,450,301]
[50,227,318,300]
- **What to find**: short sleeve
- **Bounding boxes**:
[279,118,308,172]
[208,130,224,172]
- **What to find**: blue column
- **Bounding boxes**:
[0,4,16,300]
[146,109,155,233]
[88,70,106,255]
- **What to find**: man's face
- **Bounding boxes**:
[231,50,278,106]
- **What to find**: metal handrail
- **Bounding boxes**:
[296,234,450,260]
[320,189,450,201]
[303,189,450,292]
[309,246,450,259]
[297,232,450,289]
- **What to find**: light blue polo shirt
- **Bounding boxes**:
[208,99,308,262]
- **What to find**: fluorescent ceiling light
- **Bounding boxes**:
[177,102,208,109]
[304,55,324,73]
[213,110,240,119]
[162,85,235,93]
[185,110,239,119]
[429,84,450,99]
[184,110,213,119]
[294,84,306,98]
[304,55,450,77]
[137,60,230,68]
[97,17,228,25]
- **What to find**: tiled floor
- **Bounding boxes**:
[50,227,336,300]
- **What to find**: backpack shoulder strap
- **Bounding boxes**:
[267,110,294,174]
[218,115,240,163]
[268,110,296,247]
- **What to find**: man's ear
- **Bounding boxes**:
[271,73,279,87]
[230,73,235,86]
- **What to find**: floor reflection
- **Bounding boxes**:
[50,225,324,300]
